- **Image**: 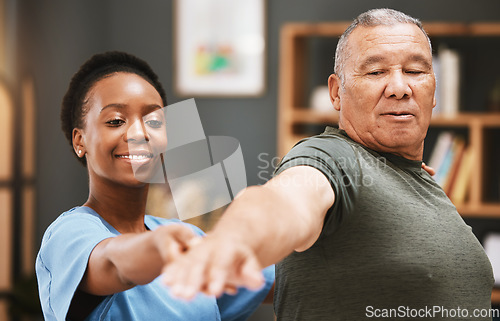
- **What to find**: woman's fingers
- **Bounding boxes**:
[162,235,263,300]
[421,162,436,176]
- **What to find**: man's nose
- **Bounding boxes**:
[125,120,150,143]
[384,71,412,99]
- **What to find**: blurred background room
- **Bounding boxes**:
[1,0,500,320]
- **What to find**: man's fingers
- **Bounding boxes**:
[239,255,264,290]
[162,236,263,300]
[163,241,213,300]
[163,258,201,300]
[162,265,174,285]
[223,284,238,295]
[207,264,230,297]
[178,258,207,299]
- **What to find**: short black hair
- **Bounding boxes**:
[61,51,167,166]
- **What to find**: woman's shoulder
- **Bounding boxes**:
[51,206,102,223]
[41,206,116,242]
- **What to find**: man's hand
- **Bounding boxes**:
[162,234,264,300]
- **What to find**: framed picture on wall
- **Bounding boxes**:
[174,0,266,97]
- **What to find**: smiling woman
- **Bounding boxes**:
[35,51,274,321]
[72,72,167,189]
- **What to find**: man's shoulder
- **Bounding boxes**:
[290,126,360,159]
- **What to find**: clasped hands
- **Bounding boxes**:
[160,163,435,300]
[160,226,264,300]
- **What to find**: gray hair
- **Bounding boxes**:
[334,8,432,85]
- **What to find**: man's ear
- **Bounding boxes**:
[328,74,341,111]
[72,128,86,158]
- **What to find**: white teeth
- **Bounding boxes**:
[118,155,151,160]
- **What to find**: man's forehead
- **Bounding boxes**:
[345,24,431,58]
[357,53,432,71]
[348,23,429,46]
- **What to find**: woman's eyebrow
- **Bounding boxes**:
[100,103,163,114]
[100,103,125,113]
[143,104,163,112]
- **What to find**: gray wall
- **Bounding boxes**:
[16,1,500,320]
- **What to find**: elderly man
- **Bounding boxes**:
[164,8,494,320]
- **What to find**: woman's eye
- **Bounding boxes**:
[146,120,163,128]
[368,71,383,76]
[106,119,124,126]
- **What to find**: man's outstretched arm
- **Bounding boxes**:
[162,165,335,299]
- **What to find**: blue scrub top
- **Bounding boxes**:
[36,206,275,321]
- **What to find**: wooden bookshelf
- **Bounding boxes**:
[278,21,500,154]
[492,288,500,304]
[278,21,500,214]
[278,22,500,303]
[283,109,500,217]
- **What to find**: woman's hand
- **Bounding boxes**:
[421,162,435,176]
[80,223,200,296]
[153,224,201,268]
[162,233,264,300]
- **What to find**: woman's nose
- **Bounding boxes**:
[125,120,150,143]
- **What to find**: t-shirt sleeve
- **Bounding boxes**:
[36,211,116,321]
[216,264,275,321]
[273,135,360,237]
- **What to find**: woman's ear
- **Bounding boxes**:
[328,74,342,111]
[72,128,86,158]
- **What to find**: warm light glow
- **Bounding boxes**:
[22,186,35,275]
[22,78,35,178]
[0,82,13,181]
[0,188,12,290]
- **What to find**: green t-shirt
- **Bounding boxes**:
[273,127,494,321]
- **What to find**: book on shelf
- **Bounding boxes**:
[441,137,466,196]
[428,131,454,182]
[432,47,461,118]
[427,131,473,205]
[449,146,474,205]
[432,54,442,115]
[433,137,457,187]
[484,233,500,286]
